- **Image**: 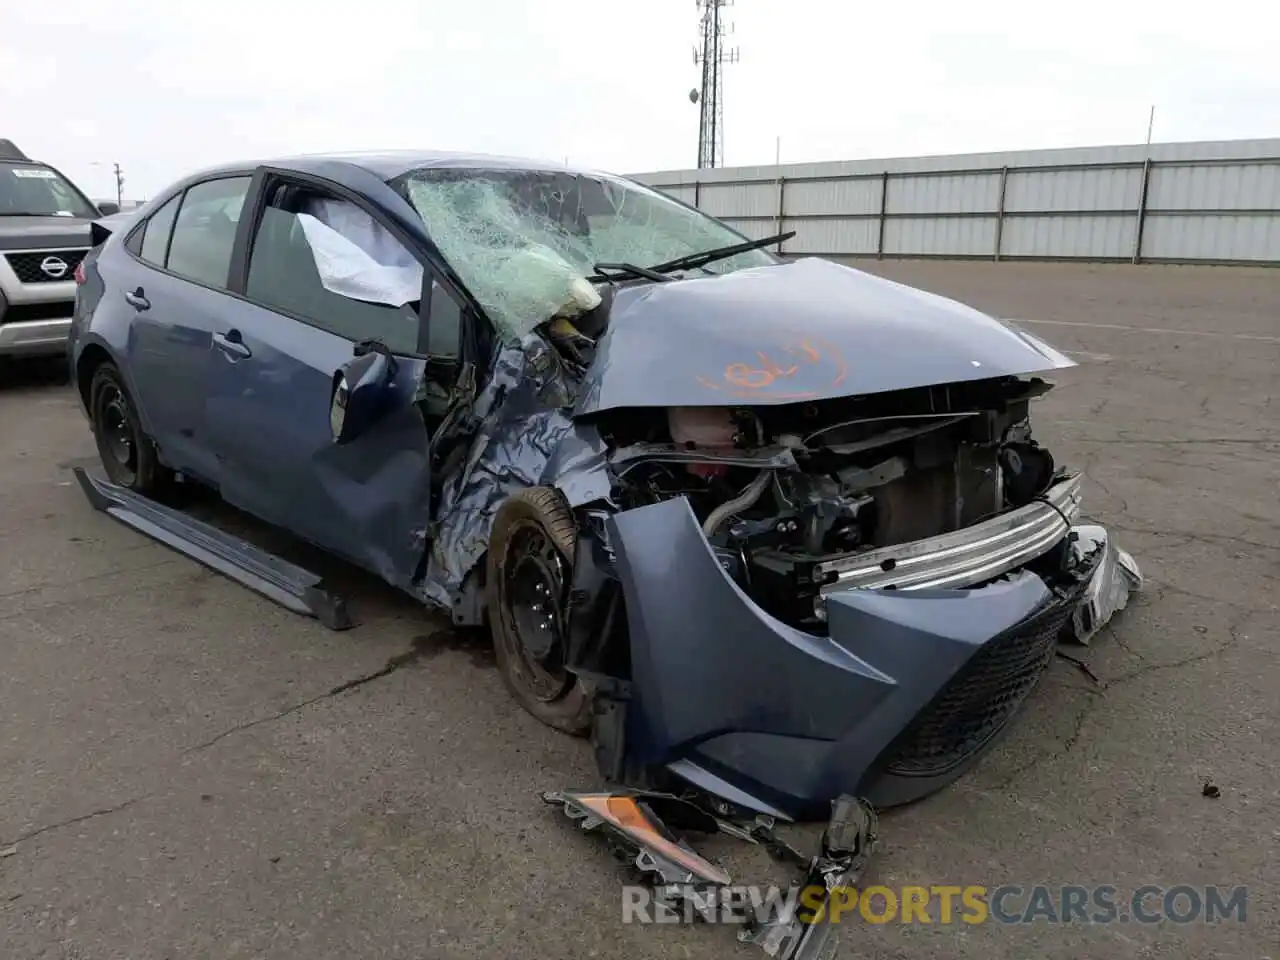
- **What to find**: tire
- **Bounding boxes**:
[487,486,593,735]
[89,362,172,496]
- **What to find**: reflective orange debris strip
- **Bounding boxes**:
[573,793,733,886]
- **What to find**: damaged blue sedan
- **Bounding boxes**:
[67,151,1141,822]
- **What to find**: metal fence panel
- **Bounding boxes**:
[634,138,1280,265]
[1141,214,1280,261]
[660,184,698,206]
[887,173,1002,215]
[724,218,787,243]
[885,216,998,256]
[779,216,879,255]
[1001,214,1137,259]
[1004,166,1142,213]
[784,177,881,217]
[1147,162,1280,212]
[697,182,777,219]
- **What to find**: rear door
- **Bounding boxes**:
[118,175,253,485]
[204,172,466,586]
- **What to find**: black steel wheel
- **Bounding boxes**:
[487,487,592,735]
[89,362,171,495]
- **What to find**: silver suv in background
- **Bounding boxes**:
[1,139,118,359]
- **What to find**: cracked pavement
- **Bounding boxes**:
[1,260,1277,959]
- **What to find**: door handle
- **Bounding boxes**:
[124,287,150,310]
[213,330,251,360]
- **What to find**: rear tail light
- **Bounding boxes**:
[73,261,85,284]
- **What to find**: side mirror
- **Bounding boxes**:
[97,201,120,216]
[330,348,397,444]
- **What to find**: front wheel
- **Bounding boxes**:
[89,362,172,496]
[487,486,593,735]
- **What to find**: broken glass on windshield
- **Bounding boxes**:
[401,168,775,342]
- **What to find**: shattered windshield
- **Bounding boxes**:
[0,163,98,218]
[399,167,777,342]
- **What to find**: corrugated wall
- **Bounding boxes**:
[631,139,1280,264]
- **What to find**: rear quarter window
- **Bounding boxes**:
[137,194,181,264]
[124,227,144,257]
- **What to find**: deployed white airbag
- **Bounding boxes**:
[296,198,424,307]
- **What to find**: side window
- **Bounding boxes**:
[124,224,145,257]
[426,280,462,359]
[137,194,180,265]
[166,176,251,289]
[245,192,424,355]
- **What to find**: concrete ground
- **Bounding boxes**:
[1,261,1276,960]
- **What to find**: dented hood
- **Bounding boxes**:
[572,256,1074,415]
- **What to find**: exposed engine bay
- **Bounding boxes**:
[593,375,1064,631]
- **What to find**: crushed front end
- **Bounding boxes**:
[563,375,1141,821]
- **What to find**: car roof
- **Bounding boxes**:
[172,150,623,188]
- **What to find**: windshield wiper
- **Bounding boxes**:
[587,231,796,287]
[646,230,796,275]
[589,261,673,284]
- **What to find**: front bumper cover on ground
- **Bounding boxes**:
[604,492,1141,820]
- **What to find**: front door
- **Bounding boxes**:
[203,182,461,588]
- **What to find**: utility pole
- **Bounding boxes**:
[91,160,126,206]
[692,0,739,169]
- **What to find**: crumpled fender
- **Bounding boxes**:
[606,495,1054,819]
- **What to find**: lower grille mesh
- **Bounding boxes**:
[880,587,1082,777]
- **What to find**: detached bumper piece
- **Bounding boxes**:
[73,467,353,630]
[740,795,878,960]
[1061,523,1143,644]
[542,789,878,960]
[541,790,734,887]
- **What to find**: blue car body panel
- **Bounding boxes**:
[202,298,432,585]
[126,271,230,485]
[574,256,1075,415]
[72,157,440,590]
[607,496,1068,818]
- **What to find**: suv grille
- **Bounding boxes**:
[878,581,1087,778]
[5,249,88,284]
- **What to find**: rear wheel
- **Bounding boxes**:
[89,362,172,496]
[487,487,592,735]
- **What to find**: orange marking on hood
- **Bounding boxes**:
[696,336,848,397]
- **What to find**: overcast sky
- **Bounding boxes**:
[3,0,1277,203]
